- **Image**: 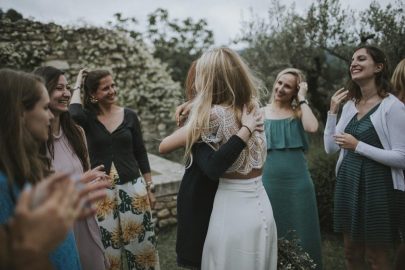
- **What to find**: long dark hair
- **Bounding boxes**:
[33,66,89,171]
[346,45,392,103]
[0,69,46,187]
[83,69,112,114]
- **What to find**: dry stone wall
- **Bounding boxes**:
[0,15,182,154]
[1,15,184,230]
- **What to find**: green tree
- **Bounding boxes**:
[359,1,405,72]
[145,8,214,86]
[108,9,214,91]
[236,0,405,123]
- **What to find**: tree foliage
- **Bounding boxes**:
[108,8,214,87]
[236,0,405,123]
[146,8,214,85]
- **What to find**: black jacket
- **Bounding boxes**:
[176,135,246,268]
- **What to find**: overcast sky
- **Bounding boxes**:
[1,0,396,47]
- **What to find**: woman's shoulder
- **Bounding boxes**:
[123,107,140,121]
[382,94,405,114]
[124,107,139,115]
[210,104,234,122]
[341,99,356,114]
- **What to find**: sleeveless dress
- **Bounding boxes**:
[262,117,322,269]
[334,104,401,243]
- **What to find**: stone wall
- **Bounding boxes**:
[1,14,184,230]
[148,154,184,231]
[0,15,182,154]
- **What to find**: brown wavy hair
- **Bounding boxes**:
[82,69,112,114]
[0,69,46,187]
[346,45,392,103]
[33,66,90,171]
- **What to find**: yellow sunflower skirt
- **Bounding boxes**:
[96,164,159,270]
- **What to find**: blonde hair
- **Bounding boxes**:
[269,68,306,117]
[391,58,405,103]
[184,47,260,158]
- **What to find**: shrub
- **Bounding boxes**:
[278,231,317,269]
[307,141,338,232]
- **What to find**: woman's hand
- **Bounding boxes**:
[241,105,264,134]
[75,171,110,220]
[334,133,359,150]
[29,172,71,209]
[175,100,193,127]
[82,165,109,183]
[297,82,308,101]
[73,68,87,90]
[330,88,349,114]
[11,175,80,253]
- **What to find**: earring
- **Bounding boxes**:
[90,96,98,104]
[291,98,298,110]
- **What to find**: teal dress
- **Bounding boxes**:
[263,118,322,269]
[334,104,401,243]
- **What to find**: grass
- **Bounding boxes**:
[157,226,345,270]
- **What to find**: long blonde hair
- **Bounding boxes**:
[391,58,405,103]
[184,47,260,158]
[269,68,306,117]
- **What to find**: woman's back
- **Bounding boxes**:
[201,104,266,179]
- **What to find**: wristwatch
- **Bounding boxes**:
[298,99,309,106]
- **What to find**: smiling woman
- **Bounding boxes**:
[324,45,405,269]
[261,67,322,269]
[33,66,110,270]
[69,69,160,270]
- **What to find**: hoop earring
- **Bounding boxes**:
[90,96,98,104]
[291,98,298,110]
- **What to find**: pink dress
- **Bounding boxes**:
[50,127,109,270]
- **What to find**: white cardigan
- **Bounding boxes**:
[324,94,405,190]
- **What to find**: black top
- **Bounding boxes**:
[176,135,246,268]
[69,104,150,183]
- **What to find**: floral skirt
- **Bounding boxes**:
[96,163,159,270]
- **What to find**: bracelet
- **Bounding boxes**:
[145,181,155,193]
[242,125,252,136]
[298,99,309,106]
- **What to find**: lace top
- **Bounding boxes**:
[201,104,267,175]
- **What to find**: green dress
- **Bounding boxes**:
[263,118,322,269]
[334,104,400,244]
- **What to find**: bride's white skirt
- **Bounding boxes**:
[201,176,277,270]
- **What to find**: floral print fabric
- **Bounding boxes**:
[96,163,159,270]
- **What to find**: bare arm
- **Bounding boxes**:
[70,69,86,105]
[159,126,187,154]
[324,88,349,154]
[159,105,263,154]
[297,82,318,133]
